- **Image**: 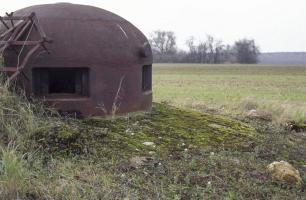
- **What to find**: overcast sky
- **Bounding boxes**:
[1,0,305,52]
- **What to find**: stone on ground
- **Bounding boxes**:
[247,109,272,121]
[266,161,303,185]
[129,156,155,169]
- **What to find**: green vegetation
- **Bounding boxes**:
[0,64,305,199]
[0,55,4,68]
[154,64,306,124]
[29,103,256,158]
[0,144,29,199]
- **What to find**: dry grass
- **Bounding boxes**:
[0,143,29,199]
[0,65,305,199]
[153,64,306,125]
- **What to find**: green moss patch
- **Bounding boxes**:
[29,103,257,157]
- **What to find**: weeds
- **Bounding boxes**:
[0,81,44,143]
[240,98,306,127]
[111,75,125,119]
[96,75,125,118]
[0,143,29,199]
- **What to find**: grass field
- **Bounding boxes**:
[153,64,306,123]
[0,64,305,199]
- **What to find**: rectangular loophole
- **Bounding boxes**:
[33,68,89,97]
[142,65,152,92]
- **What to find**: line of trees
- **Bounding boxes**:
[149,30,260,64]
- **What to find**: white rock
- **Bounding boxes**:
[247,109,272,121]
[143,142,155,146]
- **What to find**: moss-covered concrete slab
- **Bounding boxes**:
[30,103,257,157]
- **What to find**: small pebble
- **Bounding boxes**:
[143,142,155,146]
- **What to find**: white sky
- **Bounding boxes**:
[1,0,305,52]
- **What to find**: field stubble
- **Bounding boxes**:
[153,64,306,124]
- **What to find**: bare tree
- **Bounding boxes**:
[197,42,208,63]
[214,40,225,64]
[223,44,236,63]
[233,39,260,64]
[149,30,260,64]
[185,35,225,64]
[186,37,197,63]
[149,30,177,55]
[206,35,215,64]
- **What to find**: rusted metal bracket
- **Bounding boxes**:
[0,12,51,84]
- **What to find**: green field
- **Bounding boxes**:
[0,64,305,199]
[153,64,306,123]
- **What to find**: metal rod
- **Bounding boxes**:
[5,12,14,27]
[1,16,31,20]
[15,20,32,40]
[0,41,41,45]
[0,20,28,56]
[0,17,10,29]
[0,20,24,39]
[33,16,47,39]
[1,12,51,84]
[0,68,17,72]
[8,44,41,83]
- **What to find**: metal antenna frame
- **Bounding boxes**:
[0,12,52,83]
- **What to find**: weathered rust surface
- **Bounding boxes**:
[0,3,153,117]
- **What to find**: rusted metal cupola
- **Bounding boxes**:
[0,3,153,117]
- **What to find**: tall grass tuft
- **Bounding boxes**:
[0,77,54,199]
[0,143,29,199]
[0,77,48,144]
[240,97,306,126]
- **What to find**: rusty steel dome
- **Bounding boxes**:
[1,3,153,117]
